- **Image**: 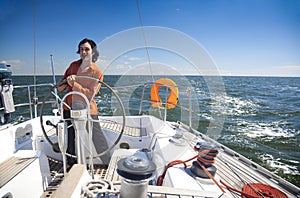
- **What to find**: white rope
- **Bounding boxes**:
[80,179,119,198]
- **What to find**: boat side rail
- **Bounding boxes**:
[0,83,57,120]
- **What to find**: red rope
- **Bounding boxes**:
[156,155,197,186]
[196,160,225,193]
[220,180,258,198]
[243,183,288,198]
[220,180,288,198]
[156,143,288,198]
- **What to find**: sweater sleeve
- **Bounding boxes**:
[58,63,74,92]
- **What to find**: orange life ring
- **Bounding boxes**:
[150,78,178,109]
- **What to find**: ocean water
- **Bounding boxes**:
[7,75,300,187]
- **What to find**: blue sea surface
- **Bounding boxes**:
[8,75,300,187]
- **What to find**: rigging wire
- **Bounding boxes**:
[135,0,163,119]
[135,0,154,81]
[33,0,38,117]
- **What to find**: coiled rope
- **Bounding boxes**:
[243,183,288,198]
[220,180,288,198]
[81,179,119,198]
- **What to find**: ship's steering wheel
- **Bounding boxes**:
[40,76,126,160]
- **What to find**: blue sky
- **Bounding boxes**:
[0,0,300,76]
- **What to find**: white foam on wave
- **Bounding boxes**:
[259,153,299,175]
[277,84,300,92]
[211,95,258,116]
[242,121,297,138]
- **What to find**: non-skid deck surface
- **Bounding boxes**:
[0,156,35,188]
[100,121,146,137]
[212,151,297,197]
[41,158,108,198]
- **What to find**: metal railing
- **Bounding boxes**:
[1,81,199,128]
[0,83,57,120]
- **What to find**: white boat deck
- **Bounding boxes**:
[105,149,224,197]
[0,157,36,188]
[2,116,299,197]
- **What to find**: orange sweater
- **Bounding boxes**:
[61,59,103,115]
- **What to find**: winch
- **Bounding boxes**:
[117,149,156,198]
[190,141,219,178]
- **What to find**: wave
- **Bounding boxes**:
[259,153,300,175]
[210,94,258,116]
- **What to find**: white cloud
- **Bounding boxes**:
[0,59,26,74]
[220,65,300,77]
[265,65,300,77]
[115,64,126,69]
[278,65,300,71]
[0,59,22,65]
[127,57,141,61]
